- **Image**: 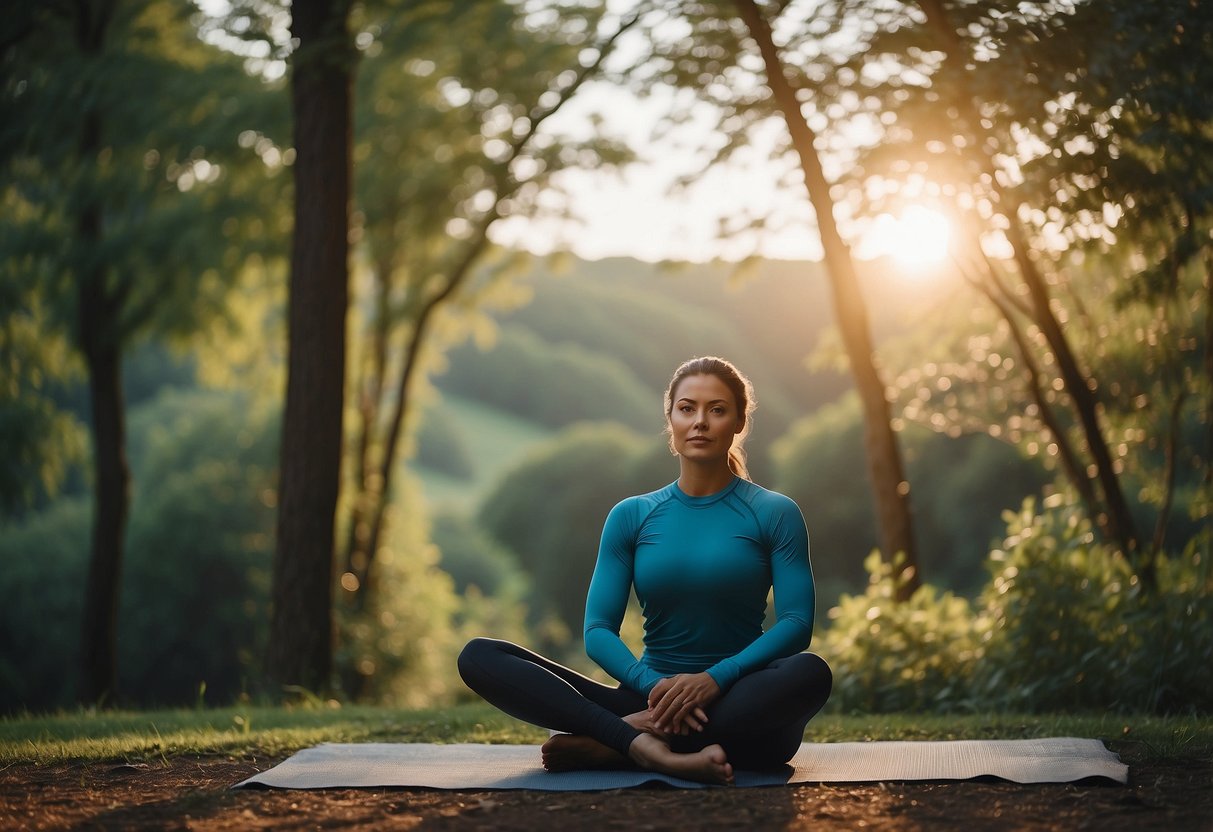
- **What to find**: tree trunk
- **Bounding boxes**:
[733,0,921,598]
[959,259,1106,533]
[267,0,352,696]
[75,0,126,707]
[78,267,130,706]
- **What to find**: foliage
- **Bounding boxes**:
[0,293,87,515]
[773,392,1049,594]
[974,497,1213,714]
[820,496,1213,715]
[3,0,288,701]
[0,388,279,711]
[874,258,1209,563]
[119,388,280,706]
[820,552,984,713]
[337,0,638,621]
[0,498,91,710]
[335,475,533,706]
[795,0,1212,566]
[431,508,530,599]
[0,0,286,349]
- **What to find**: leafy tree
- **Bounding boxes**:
[0,386,277,711]
[338,2,641,633]
[1,0,282,703]
[633,0,923,597]
[804,0,1212,581]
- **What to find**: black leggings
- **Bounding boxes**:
[457,638,832,770]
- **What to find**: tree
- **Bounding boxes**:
[822,0,1212,580]
[633,0,922,597]
[910,0,1143,567]
[1,0,279,703]
[336,1,641,654]
[730,0,921,599]
[266,0,354,696]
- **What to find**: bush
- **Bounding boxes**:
[819,552,984,713]
[818,496,1212,714]
[972,497,1213,714]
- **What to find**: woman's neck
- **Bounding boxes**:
[677,461,735,497]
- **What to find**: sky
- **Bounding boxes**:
[487,82,826,264]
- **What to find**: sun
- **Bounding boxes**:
[861,206,953,269]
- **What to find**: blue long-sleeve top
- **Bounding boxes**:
[583,476,815,696]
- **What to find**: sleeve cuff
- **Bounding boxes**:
[705,661,738,692]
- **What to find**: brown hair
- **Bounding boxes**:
[663,356,756,480]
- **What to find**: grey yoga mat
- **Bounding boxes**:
[235,737,1128,791]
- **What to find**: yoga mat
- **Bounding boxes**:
[235,737,1127,791]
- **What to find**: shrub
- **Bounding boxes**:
[973,496,1213,714]
[819,552,984,713]
[818,495,1212,714]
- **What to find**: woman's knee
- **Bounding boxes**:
[457,637,505,683]
[786,652,833,697]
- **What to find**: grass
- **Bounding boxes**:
[3,703,1209,767]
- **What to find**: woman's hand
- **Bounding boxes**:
[647,673,721,735]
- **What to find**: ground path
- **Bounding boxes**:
[2,744,1210,830]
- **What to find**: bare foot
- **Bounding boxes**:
[627,733,734,785]
[541,734,629,772]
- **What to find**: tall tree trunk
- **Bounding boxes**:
[267,0,353,696]
[733,0,921,599]
[75,0,126,707]
[78,249,130,706]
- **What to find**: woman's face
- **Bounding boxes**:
[668,373,743,465]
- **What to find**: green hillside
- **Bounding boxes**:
[431,255,884,484]
[410,394,556,512]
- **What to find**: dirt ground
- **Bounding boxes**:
[2,744,1210,831]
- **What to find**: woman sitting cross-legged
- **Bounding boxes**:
[458,356,833,785]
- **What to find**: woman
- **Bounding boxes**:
[458,356,832,785]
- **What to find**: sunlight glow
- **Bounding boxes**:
[861,207,953,269]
